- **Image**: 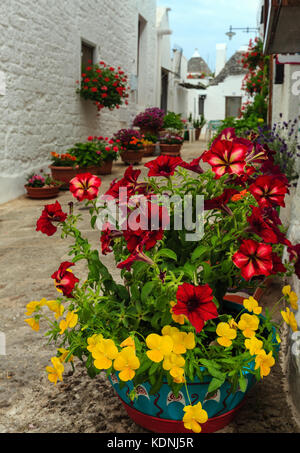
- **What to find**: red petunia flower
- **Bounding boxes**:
[270,252,286,274]
[144,155,183,178]
[232,239,273,281]
[172,283,218,333]
[204,188,239,213]
[179,156,204,174]
[201,138,248,179]
[36,201,67,236]
[51,262,79,297]
[100,222,123,255]
[247,207,279,243]
[105,166,141,200]
[117,242,154,271]
[69,173,101,202]
[287,244,300,280]
[249,175,288,208]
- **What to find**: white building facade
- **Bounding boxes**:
[0,0,158,204]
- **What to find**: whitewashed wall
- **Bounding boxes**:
[0,0,157,204]
[204,75,248,123]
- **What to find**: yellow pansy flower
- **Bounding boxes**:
[87,334,103,353]
[244,336,263,356]
[216,322,237,347]
[25,317,40,332]
[46,300,64,320]
[161,326,195,354]
[282,286,298,310]
[46,357,64,385]
[228,318,238,329]
[92,338,119,370]
[183,402,208,433]
[163,352,185,370]
[238,313,260,338]
[59,311,78,335]
[254,350,275,378]
[170,301,186,325]
[243,297,262,315]
[170,366,185,384]
[113,346,140,382]
[282,285,291,297]
[57,348,74,363]
[281,307,298,332]
[120,337,136,349]
[25,298,47,316]
[289,292,298,311]
[146,333,173,363]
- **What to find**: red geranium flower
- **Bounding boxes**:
[232,239,273,281]
[172,283,218,333]
[144,155,183,178]
[201,138,248,179]
[179,156,204,174]
[36,201,67,236]
[69,173,101,202]
[249,175,288,208]
[51,262,79,297]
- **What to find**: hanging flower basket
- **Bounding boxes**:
[76,61,129,112]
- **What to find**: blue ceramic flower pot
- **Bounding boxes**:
[108,301,278,433]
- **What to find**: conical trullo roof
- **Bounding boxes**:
[188,49,211,74]
[209,50,247,86]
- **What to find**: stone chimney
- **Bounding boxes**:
[215,43,227,76]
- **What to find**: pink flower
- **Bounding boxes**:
[69,173,101,202]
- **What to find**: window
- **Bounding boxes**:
[275,63,285,84]
[81,41,95,69]
[198,96,205,116]
[225,96,242,118]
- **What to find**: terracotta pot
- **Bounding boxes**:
[49,165,79,188]
[143,144,155,157]
[195,128,202,141]
[121,149,144,165]
[160,144,182,157]
[96,160,113,175]
[25,185,60,199]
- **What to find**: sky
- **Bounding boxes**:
[157,0,262,72]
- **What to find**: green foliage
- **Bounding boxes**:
[163,111,185,131]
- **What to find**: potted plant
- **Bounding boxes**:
[24,172,61,199]
[114,129,145,165]
[141,133,158,158]
[193,115,206,141]
[26,127,300,434]
[159,133,184,156]
[69,136,119,176]
[162,112,185,134]
[76,61,129,112]
[133,108,165,136]
[49,152,79,189]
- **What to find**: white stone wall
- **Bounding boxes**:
[0,0,157,204]
[203,75,248,124]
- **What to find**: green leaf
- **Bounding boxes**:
[207,377,225,394]
[156,248,177,261]
[191,245,208,262]
[238,375,248,393]
[141,281,155,303]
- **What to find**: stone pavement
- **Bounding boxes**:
[0,140,299,433]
